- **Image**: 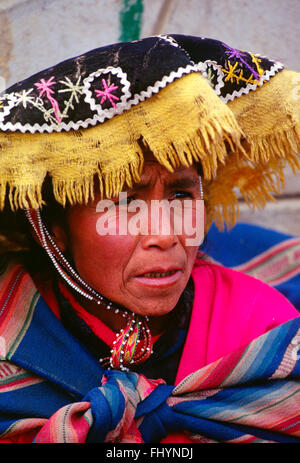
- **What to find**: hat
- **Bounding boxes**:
[0,34,299,249]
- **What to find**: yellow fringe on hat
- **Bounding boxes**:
[0,73,244,211]
[0,68,300,252]
[204,151,289,231]
[201,68,300,231]
[229,70,300,171]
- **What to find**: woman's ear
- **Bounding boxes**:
[28,221,68,254]
[29,221,68,253]
[50,224,68,253]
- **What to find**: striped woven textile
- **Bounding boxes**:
[0,254,300,443]
[204,223,300,312]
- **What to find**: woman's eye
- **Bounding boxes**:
[171,191,193,200]
[114,195,136,206]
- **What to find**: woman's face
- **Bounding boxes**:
[53,158,204,319]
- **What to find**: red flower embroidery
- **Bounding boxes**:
[94,78,120,109]
[34,76,62,123]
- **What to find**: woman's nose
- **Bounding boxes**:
[139,200,179,250]
[141,230,178,251]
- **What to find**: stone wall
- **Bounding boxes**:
[0,0,299,234]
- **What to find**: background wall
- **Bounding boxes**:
[0,0,299,234]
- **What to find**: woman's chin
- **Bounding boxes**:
[124,295,181,319]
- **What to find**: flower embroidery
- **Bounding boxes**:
[59,76,84,120]
[94,78,120,109]
[222,43,262,83]
[250,53,264,78]
[59,76,84,103]
[34,76,62,123]
[14,88,35,108]
[222,60,260,86]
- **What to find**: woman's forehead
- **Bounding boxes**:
[128,159,199,192]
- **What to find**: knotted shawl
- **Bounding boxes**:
[1,318,300,443]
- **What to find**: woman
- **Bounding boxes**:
[0,34,300,443]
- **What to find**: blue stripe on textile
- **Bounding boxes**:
[203,223,291,267]
[174,405,300,443]
[135,384,174,417]
[203,223,300,312]
[0,380,72,423]
[173,380,300,419]
[139,402,255,442]
[83,383,125,443]
[276,275,300,313]
[172,407,300,443]
[10,296,104,399]
[227,318,300,384]
[83,371,141,443]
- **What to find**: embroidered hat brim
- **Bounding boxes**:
[0,34,299,245]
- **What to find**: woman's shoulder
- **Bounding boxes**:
[177,257,299,380]
[191,257,299,328]
[192,256,267,291]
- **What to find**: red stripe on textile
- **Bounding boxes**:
[57,280,117,346]
[202,351,246,390]
[34,278,61,320]
[267,263,300,286]
[0,266,26,332]
[235,238,300,273]
[34,401,91,443]
[270,407,300,434]
[0,266,24,319]
[176,346,247,393]
[0,428,43,443]
[0,374,41,391]
[280,418,300,434]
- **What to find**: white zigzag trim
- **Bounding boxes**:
[0,61,284,133]
[197,60,225,96]
[157,35,195,64]
[0,64,199,133]
[0,118,103,134]
[156,34,179,48]
[220,61,284,103]
[0,94,17,124]
[82,66,132,123]
[124,64,199,105]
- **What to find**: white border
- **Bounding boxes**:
[197,60,225,96]
[220,61,284,103]
[0,93,17,124]
[82,66,132,123]
[0,60,284,134]
[0,64,199,133]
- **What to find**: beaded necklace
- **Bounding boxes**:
[25,208,153,371]
[25,175,203,370]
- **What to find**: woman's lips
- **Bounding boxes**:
[132,269,183,287]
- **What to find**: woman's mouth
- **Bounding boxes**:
[133,269,182,287]
[142,270,177,278]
